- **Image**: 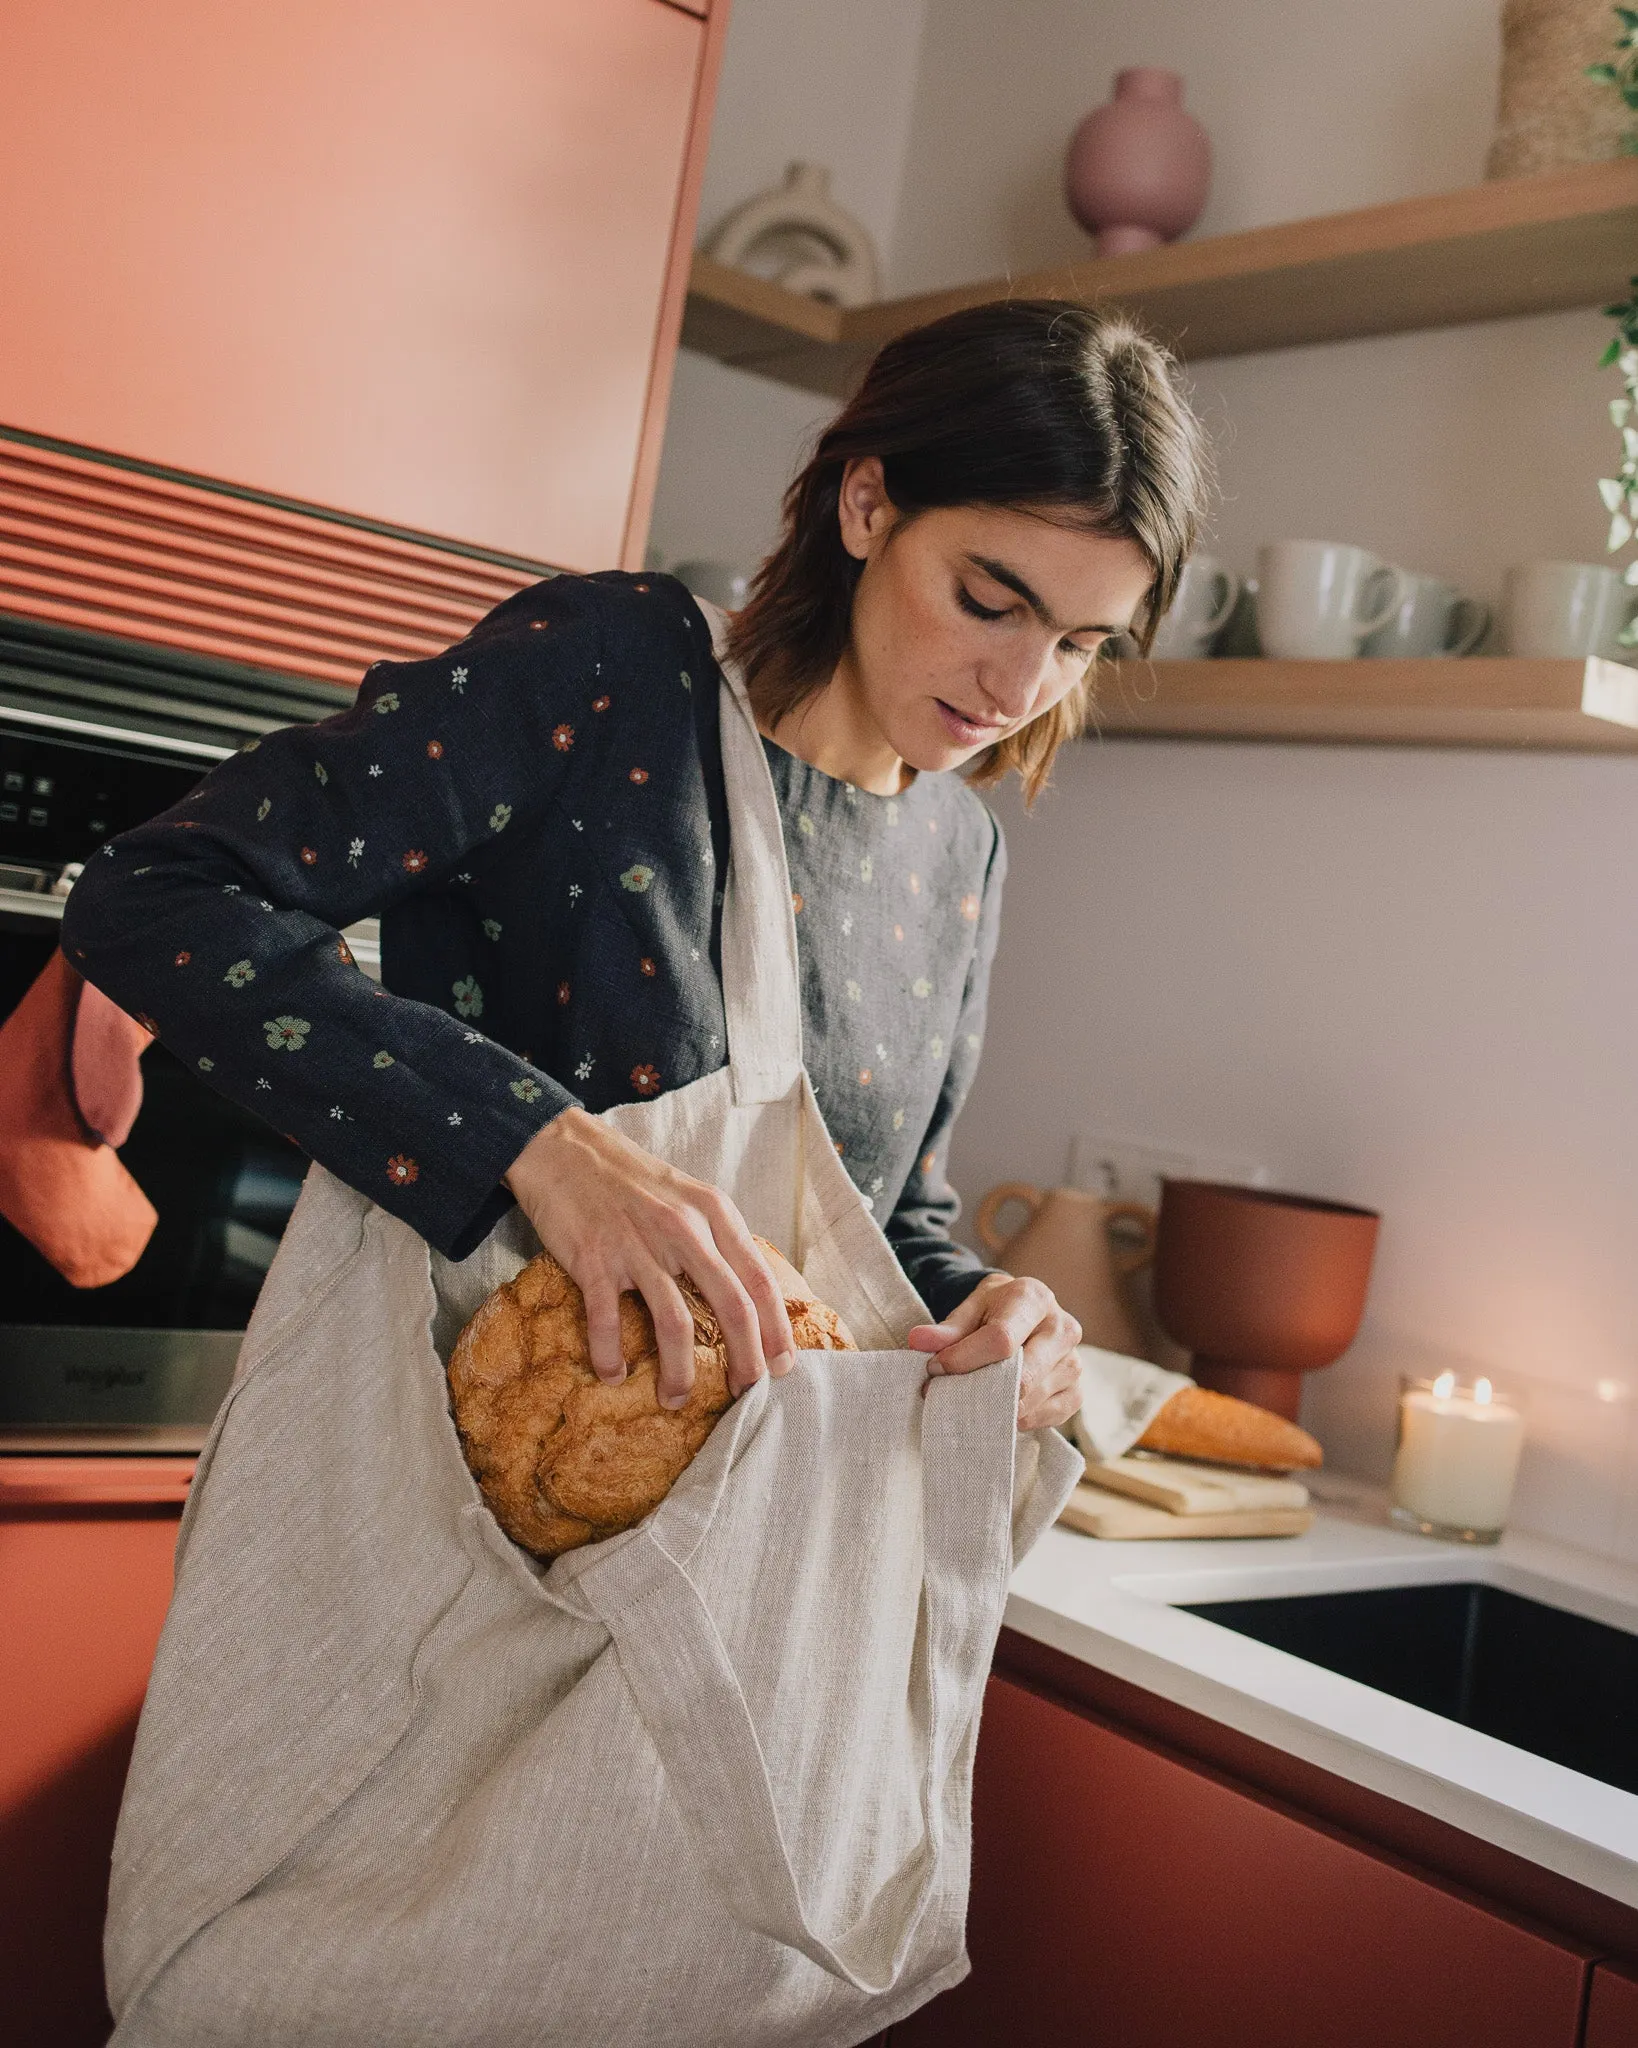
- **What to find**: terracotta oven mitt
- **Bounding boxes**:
[0,949,157,1286]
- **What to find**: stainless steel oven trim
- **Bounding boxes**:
[0,699,236,761]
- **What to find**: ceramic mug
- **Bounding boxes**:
[1502,561,1638,660]
[1256,541,1408,660]
[1149,553,1242,658]
[1360,574,1490,658]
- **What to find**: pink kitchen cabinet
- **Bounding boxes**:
[1,1461,191,2048]
[893,1674,1593,2048]
[0,0,729,573]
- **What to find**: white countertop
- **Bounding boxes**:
[1007,1473,1638,1910]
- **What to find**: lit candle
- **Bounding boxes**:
[1389,1373,1525,1542]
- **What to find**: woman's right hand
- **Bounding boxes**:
[503,1107,796,1409]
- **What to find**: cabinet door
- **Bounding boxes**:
[895,1676,1589,2048]
[1,1487,185,2048]
[1588,1963,1638,2046]
[0,0,707,570]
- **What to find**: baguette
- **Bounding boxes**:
[1136,1383,1322,1471]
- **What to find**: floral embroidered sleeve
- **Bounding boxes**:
[882,821,1008,1321]
[61,575,624,1258]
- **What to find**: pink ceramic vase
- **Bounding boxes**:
[1064,69,1211,256]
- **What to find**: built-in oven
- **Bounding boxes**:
[0,615,377,1450]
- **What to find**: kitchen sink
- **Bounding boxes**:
[1183,1582,1638,1795]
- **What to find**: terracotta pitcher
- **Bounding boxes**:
[975,1182,1157,1357]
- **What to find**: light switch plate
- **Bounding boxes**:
[1066,1132,1270,1213]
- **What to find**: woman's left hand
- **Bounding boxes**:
[907,1273,1082,1433]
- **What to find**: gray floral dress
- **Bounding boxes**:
[62,572,1006,1317]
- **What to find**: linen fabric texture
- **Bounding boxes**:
[104,620,1082,2047]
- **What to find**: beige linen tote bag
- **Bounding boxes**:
[104,615,1082,2048]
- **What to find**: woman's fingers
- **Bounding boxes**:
[700,1196,796,1382]
[918,1276,1057,1378]
[581,1262,628,1384]
[1018,1342,1083,1433]
[672,1224,772,1398]
[627,1249,701,1408]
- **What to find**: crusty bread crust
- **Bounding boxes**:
[1136,1384,1323,1471]
[448,1236,855,1558]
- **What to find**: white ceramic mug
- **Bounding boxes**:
[1149,553,1242,658]
[1257,541,1408,660]
[1502,561,1638,660]
[1361,574,1490,658]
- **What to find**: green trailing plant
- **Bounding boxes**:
[1590,12,1638,641]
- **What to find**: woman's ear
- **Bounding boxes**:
[836,457,895,561]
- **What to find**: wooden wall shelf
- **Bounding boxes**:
[682,158,1638,397]
[1088,657,1638,751]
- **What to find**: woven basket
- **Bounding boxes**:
[1487,0,1632,178]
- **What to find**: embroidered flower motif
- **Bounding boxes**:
[893,924,905,943]
[197,1055,214,1072]
[629,767,649,785]
[223,959,255,987]
[929,1034,945,1058]
[452,975,483,1019]
[348,838,365,864]
[173,950,192,967]
[556,980,571,1005]
[489,802,512,832]
[959,892,981,922]
[451,666,468,692]
[921,1151,937,1175]
[462,1029,482,1044]
[630,1063,661,1096]
[265,1015,311,1052]
[797,813,816,838]
[510,1076,542,1102]
[886,801,900,826]
[571,818,584,832]
[373,1050,395,1069]
[620,863,653,893]
[314,762,328,785]
[401,849,429,874]
[791,892,804,914]
[679,670,691,692]
[574,1056,594,1080]
[386,1155,419,1186]
[426,740,444,760]
[256,798,271,821]
[834,1140,845,1156]
[254,1077,270,1090]
[928,818,939,834]
[639,957,656,977]
[374,691,400,715]
[568,882,583,902]
[368,764,383,778]
[859,856,873,882]
[912,977,932,999]
[482,918,502,941]
[592,694,611,713]
[893,1108,906,1131]
[845,979,862,1002]
[858,1067,872,1086]
[966,1032,981,1051]
[448,1111,462,1127]
[908,872,922,896]
[328,1105,349,1121]
[300,847,318,866]
[222,883,241,895]
[870,1175,885,1195]
[552,724,575,752]
[841,913,854,937]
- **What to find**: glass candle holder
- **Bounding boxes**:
[1389,1373,1524,1544]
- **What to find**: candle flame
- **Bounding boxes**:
[1431,1371,1457,1400]
[1474,1377,1493,1405]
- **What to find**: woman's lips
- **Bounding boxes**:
[934,698,1008,746]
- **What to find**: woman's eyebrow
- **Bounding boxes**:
[964,555,1114,635]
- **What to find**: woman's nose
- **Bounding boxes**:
[978,646,1052,721]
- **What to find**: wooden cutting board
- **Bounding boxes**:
[1058,1483,1314,1541]
[1083,1454,1311,1517]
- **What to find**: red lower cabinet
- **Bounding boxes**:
[1588,1963,1638,2046]
[896,1675,1593,2048]
[1,1465,188,2048]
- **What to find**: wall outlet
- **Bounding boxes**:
[1066,1133,1270,1214]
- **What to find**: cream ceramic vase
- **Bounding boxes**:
[1064,69,1212,256]
[975,1182,1157,1357]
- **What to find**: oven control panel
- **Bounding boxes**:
[0,724,206,871]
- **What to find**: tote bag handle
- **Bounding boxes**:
[574,1359,1020,1994]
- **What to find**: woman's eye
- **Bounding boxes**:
[956,586,1009,623]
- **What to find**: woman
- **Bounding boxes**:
[63,299,1209,1430]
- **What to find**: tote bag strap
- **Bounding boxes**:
[695,598,804,1108]
[573,1360,1020,1994]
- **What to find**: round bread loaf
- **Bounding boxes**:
[448,1237,856,1558]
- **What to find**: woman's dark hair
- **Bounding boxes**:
[729,298,1213,800]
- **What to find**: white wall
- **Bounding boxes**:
[647,0,931,574]
[656,0,1638,1556]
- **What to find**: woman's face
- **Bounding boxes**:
[836,456,1155,773]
